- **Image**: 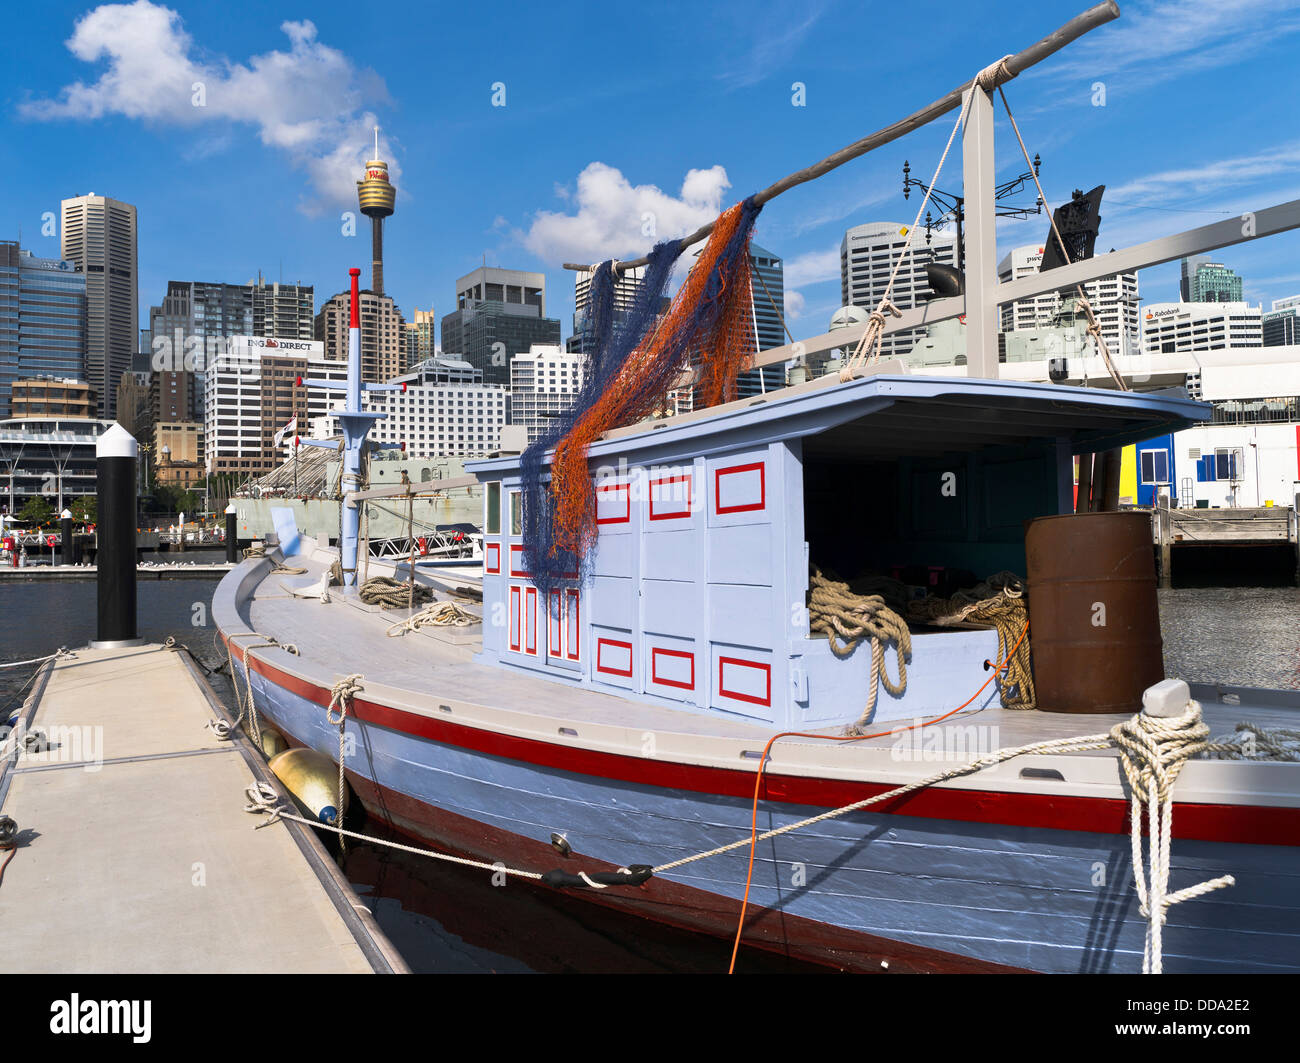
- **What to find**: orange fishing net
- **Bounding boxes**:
[547,198,761,566]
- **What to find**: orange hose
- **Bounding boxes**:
[727,620,1031,973]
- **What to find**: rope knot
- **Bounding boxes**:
[326,673,364,726]
[1110,704,1209,804]
[975,54,1016,92]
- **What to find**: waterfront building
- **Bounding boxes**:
[61,194,137,420]
[316,288,406,384]
[152,421,205,489]
[315,355,507,458]
[203,336,347,478]
[997,244,1140,358]
[0,416,109,512]
[841,222,958,361]
[509,345,582,445]
[440,268,561,387]
[0,243,88,420]
[1140,301,1263,355]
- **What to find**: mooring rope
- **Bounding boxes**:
[242,543,307,575]
[0,648,70,671]
[210,632,300,744]
[325,674,364,852]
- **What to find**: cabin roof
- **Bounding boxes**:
[468,370,1211,474]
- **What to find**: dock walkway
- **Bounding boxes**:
[0,643,407,973]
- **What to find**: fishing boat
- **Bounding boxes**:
[212,1,1300,973]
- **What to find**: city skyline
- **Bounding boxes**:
[4,0,1298,359]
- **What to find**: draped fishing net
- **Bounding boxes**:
[521,197,763,605]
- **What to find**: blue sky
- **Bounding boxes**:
[4,0,1299,346]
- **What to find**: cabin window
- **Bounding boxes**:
[1139,449,1168,485]
[509,490,522,535]
[1213,448,1242,481]
[485,482,501,533]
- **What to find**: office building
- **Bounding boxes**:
[116,370,151,439]
[1180,256,1210,302]
[61,194,137,419]
[440,267,561,387]
[0,243,87,419]
[1188,261,1244,303]
[152,421,205,489]
[509,345,582,445]
[841,222,958,361]
[1140,302,1263,355]
[203,336,347,478]
[316,355,508,459]
[1263,295,1300,347]
[316,288,406,384]
[997,244,1140,358]
[568,265,652,356]
[0,416,109,511]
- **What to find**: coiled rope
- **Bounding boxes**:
[242,543,308,575]
[358,576,434,610]
[808,569,911,734]
[386,600,478,637]
[909,572,1035,709]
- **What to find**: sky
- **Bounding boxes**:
[4,0,1299,347]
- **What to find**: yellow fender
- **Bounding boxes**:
[268,747,348,825]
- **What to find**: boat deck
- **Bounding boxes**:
[231,548,1300,806]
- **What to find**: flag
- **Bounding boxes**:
[273,416,298,450]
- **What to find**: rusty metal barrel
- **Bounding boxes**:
[1024,511,1163,714]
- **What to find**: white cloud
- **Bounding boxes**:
[783,289,806,319]
[20,1,392,211]
[520,162,731,265]
[1106,144,1300,203]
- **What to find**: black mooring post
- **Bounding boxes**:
[225,502,238,563]
[93,424,143,648]
[60,509,73,566]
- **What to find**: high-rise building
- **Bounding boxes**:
[61,194,137,420]
[146,278,315,419]
[740,243,787,396]
[405,307,437,371]
[1263,295,1300,346]
[841,222,958,361]
[509,345,583,445]
[568,265,651,356]
[252,278,315,341]
[1188,261,1244,303]
[203,336,346,478]
[440,267,561,387]
[316,289,406,383]
[997,244,1140,359]
[1180,255,1211,301]
[1141,302,1262,355]
[116,370,151,439]
[0,242,87,419]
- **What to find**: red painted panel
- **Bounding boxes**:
[509,543,529,577]
[649,473,692,521]
[548,591,563,658]
[596,480,631,525]
[718,655,771,707]
[508,586,520,652]
[596,637,633,677]
[715,461,766,515]
[651,647,695,690]
[524,587,538,655]
[485,541,500,574]
[566,589,580,661]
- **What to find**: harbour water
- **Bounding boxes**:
[2,563,1296,972]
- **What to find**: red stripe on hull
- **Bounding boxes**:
[229,638,1300,846]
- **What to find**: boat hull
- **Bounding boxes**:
[227,642,1300,974]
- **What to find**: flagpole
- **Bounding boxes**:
[294,436,299,497]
